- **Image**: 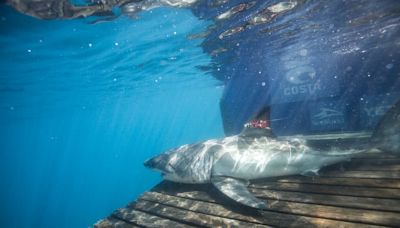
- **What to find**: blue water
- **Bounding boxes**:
[2,1,400,227]
[0,5,223,227]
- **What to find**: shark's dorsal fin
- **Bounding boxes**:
[211,176,267,209]
[240,106,276,138]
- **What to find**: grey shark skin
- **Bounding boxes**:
[145,100,400,209]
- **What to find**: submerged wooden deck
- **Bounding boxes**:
[95,151,400,227]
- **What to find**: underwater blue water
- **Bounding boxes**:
[0,5,223,227]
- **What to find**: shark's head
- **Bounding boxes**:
[144,153,174,174]
[144,149,192,182]
[144,143,217,183]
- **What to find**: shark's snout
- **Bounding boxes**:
[143,158,153,168]
[144,154,170,171]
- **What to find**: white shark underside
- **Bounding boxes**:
[145,100,400,209]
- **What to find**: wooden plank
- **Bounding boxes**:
[268,176,400,188]
[154,187,400,227]
[143,191,382,228]
[249,188,400,212]
[155,181,400,212]
[321,171,400,179]
[265,197,400,227]
[94,217,139,228]
[251,181,400,199]
[131,197,270,227]
[112,207,192,228]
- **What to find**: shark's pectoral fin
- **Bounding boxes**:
[211,176,267,209]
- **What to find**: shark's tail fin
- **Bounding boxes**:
[370,99,400,154]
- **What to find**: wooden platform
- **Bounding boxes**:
[95,151,400,227]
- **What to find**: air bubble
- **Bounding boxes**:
[299,49,308,56]
[386,63,394,69]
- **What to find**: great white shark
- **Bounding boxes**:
[145,100,400,209]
